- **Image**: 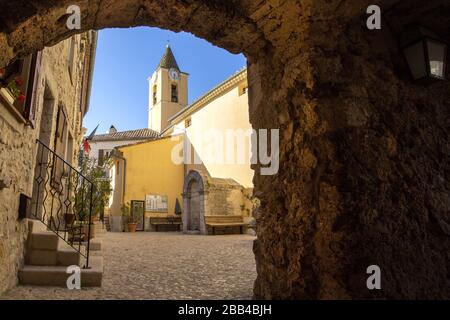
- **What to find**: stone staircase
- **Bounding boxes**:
[103,215,111,231]
[19,219,103,287]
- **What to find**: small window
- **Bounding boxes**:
[185,118,192,128]
[52,106,68,186]
[171,84,178,103]
[98,149,104,166]
[152,85,157,105]
[239,83,248,96]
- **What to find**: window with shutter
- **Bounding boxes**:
[24,52,43,127]
[52,106,68,187]
[0,51,42,125]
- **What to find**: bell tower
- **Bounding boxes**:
[148,45,188,133]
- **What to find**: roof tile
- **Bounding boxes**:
[91,128,160,142]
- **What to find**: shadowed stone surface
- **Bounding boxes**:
[0,0,449,299]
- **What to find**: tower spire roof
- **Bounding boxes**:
[158,45,180,71]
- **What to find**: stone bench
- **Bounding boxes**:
[150,216,182,231]
[205,215,249,235]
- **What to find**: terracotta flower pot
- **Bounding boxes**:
[64,213,76,225]
[128,223,138,233]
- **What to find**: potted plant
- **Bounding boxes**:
[72,155,112,238]
[73,209,96,240]
[122,202,137,232]
[5,77,26,108]
[64,212,76,225]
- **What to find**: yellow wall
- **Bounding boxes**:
[120,136,184,216]
[172,78,254,188]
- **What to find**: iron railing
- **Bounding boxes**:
[32,139,93,268]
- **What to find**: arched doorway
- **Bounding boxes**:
[182,170,206,234]
[187,180,201,231]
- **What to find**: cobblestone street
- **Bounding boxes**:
[1,231,257,300]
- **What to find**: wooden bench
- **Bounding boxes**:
[150,216,182,231]
[205,215,249,235]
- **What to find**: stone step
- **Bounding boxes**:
[92,222,106,234]
[27,247,81,266]
[30,231,59,250]
[19,256,103,287]
[28,219,48,233]
[57,248,82,266]
[27,250,57,266]
[82,238,102,251]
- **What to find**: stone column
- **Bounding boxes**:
[199,190,208,235]
[181,192,189,233]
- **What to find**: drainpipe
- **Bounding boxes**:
[111,149,126,231]
[122,156,126,207]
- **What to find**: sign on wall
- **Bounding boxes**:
[145,194,168,212]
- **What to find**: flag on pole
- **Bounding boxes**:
[83,125,99,155]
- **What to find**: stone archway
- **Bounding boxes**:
[1,0,450,299]
[182,170,206,235]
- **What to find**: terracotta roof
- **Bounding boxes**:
[91,128,160,142]
[158,45,180,70]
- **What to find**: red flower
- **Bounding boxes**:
[15,78,23,86]
[17,94,26,103]
[0,69,5,76]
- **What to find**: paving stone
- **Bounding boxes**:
[1,232,256,300]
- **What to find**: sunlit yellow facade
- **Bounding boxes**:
[108,47,254,233]
[122,136,183,214]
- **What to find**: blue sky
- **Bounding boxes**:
[83,27,247,134]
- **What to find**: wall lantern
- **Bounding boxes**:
[400,26,447,83]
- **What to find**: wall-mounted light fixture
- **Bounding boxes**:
[400,26,447,83]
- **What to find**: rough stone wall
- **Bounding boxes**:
[0,0,449,299]
[0,33,93,295]
[250,1,450,299]
[0,117,35,294]
[204,178,245,217]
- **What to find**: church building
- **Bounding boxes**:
[106,45,255,234]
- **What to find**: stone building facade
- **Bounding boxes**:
[0,31,97,295]
[182,171,254,235]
